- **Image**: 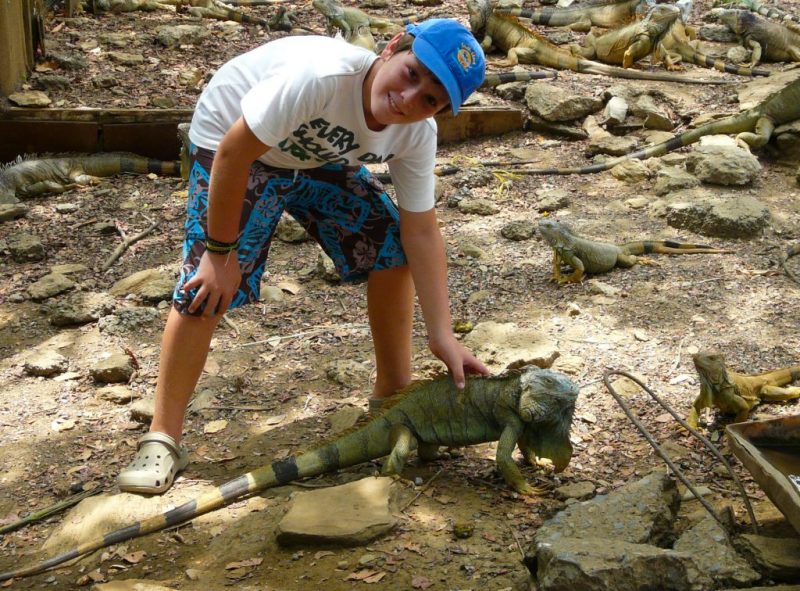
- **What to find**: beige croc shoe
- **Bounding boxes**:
[118,432,189,494]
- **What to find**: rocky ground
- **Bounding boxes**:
[1,0,800,590]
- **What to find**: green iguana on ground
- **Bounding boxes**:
[467,0,731,84]
[570,4,681,68]
[0,367,579,582]
[654,17,771,76]
[312,0,435,51]
[504,76,800,175]
[494,0,651,32]
[86,0,270,27]
[689,350,800,428]
[538,218,732,284]
[0,153,181,205]
[719,9,800,66]
[781,242,800,284]
[715,0,800,25]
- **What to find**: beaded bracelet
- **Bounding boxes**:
[206,236,239,254]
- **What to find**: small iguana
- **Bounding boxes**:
[494,0,651,32]
[538,218,731,284]
[719,9,800,66]
[467,0,731,84]
[714,0,800,25]
[570,4,681,68]
[689,350,800,428]
[654,17,771,76]
[503,76,800,175]
[0,153,181,205]
[781,242,800,284]
[0,367,579,582]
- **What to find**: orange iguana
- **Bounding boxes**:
[689,350,800,428]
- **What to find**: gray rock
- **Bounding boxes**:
[325,359,370,386]
[51,263,89,275]
[8,232,45,262]
[317,251,340,283]
[109,268,175,303]
[603,96,628,126]
[35,74,70,91]
[727,45,751,65]
[276,477,397,546]
[154,24,209,48]
[772,119,800,162]
[462,321,559,372]
[44,291,116,326]
[698,24,738,42]
[8,90,52,107]
[653,167,700,196]
[275,214,310,243]
[736,534,800,582]
[458,198,500,215]
[536,188,571,212]
[501,220,536,241]
[0,203,28,221]
[526,114,589,139]
[494,81,528,101]
[611,159,651,183]
[459,241,486,259]
[96,385,139,404]
[586,135,639,157]
[685,145,762,185]
[107,51,145,65]
[28,273,75,301]
[90,353,134,384]
[674,516,760,587]
[24,350,69,377]
[555,481,596,501]
[130,397,155,423]
[525,84,604,122]
[260,285,285,303]
[666,193,770,238]
[97,306,160,335]
[92,74,119,89]
[99,32,132,48]
[631,95,674,131]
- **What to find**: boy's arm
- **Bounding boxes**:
[399,207,489,387]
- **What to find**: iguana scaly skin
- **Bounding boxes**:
[715,0,800,25]
[0,153,181,205]
[570,4,681,68]
[506,76,800,175]
[654,18,771,76]
[781,242,800,284]
[495,0,651,32]
[538,218,731,284]
[719,9,800,66]
[86,0,270,27]
[0,367,578,582]
[467,0,730,84]
[483,70,557,87]
[689,350,800,428]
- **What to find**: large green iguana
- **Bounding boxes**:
[538,218,731,284]
[0,367,579,582]
[494,0,651,32]
[504,76,800,175]
[312,0,435,51]
[719,9,800,66]
[467,0,730,84]
[570,4,681,68]
[654,17,771,76]
[689,350,800,428]
[715,0,800,25]
[781,242,800,284]
[0,153,181,205]
[86,0,270,27]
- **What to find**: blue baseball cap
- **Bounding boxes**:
[405,19,486,116]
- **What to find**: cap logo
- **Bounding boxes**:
[456,42,477,72]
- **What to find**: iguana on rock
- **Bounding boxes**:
[504,76,800,175]
[538,218,731,284]
[715,0,800,25]
[86,0,270,27]
[495,0,651,32]
[570,4,681,68]
[0,153,181,205]
[0,367,579,582]
[781,242,800,284]
[654,17,771,76]
[689,350,800,428]
[719,9,800,66]
[467,0,730,84]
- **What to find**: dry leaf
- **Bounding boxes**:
[204,419,228,434]
[122,550,147,564]
[314,551,335,560]
[654,413,672,423]
[264,414,286,425]
[51,418,75,432]
[346,569,380,581]
[363,572,386,583]
[277,280,302,294]
[225,558,263,570]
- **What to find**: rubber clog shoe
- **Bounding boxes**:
[118,432,189,494]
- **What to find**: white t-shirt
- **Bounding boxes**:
[189,35,438,212]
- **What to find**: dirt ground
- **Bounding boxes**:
[1,1,800,589]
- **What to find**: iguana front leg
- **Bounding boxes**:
[496,423,536,494]
[555,247,585,283]
[623,35,652,68]
[382,424,417,475]
[744,37,762,66]
[736,115,774,149]
[688,382,712,429]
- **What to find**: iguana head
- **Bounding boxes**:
[517,368,579,472]
[693,350,729,383]
[718,9,748,33]
[538,217,576,248]
[644,4,681,32]
[466,0,492,37]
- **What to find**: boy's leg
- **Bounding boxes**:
[368,265,414,399]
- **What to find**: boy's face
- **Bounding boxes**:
[367,43,450,127]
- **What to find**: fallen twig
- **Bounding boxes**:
[100,220,159,272]
[401,468,444,513]
[0,487,102,535]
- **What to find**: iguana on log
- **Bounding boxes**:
[504,76,800,175]
[494,0,651,32]
[86,0,270,27]
[0,153,181,204]
[719,9,800,66]
[715,0,800,25]
[0,367,579,582]
[467,0,730,84]
[570,4,681,68]
[689,350,800,428]
[538,218,731,284]
[781,242,800,284]
[654,17,771,76]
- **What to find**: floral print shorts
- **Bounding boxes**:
[174,144,407,315]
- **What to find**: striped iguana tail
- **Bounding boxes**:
[482,70,557,87]
[676,50,771,76]
[619,240,732,254]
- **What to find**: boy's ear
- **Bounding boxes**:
[380,32,405,59]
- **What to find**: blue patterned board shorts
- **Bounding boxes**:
[174,144,408,315]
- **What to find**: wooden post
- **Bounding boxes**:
[0,0,44,97]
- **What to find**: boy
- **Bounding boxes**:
[119,19,490,494]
